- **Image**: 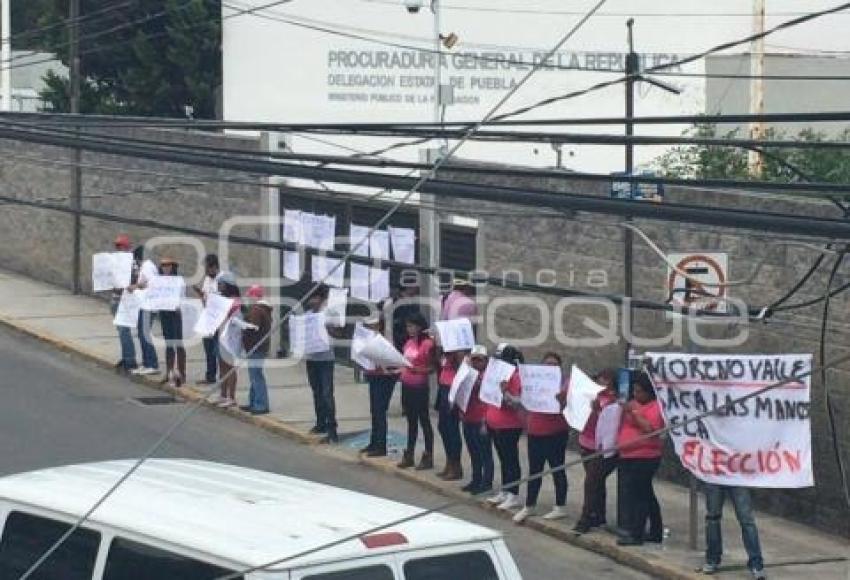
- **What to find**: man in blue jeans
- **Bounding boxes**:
[701,483,767,579]
[110,234,137,374]
[240,285,272,415]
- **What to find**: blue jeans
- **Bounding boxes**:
[437,386,463,461]
[137,311,158,370]
[306,360,336,431]
[110,303,136,370]
[247,351,269,412]
[463,422,493,489]
[203,336,219,382]
[368,374,397,449]
[705,484,764,571]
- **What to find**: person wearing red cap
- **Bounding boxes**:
[109,235,137,374]
[240,285,272,415]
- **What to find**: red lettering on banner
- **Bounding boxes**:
[682,440,803,477]
[740,453,756,474]
[711,448,728,475]
[784,450,801,473]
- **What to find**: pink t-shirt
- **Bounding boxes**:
[400,337,434,388]
[438,356,458,388]
[486,371,523,431]
[617,400,665,459]
[461,377,487,424]
[526,375,569,437]
[579,391,618,451]
[441,290,478,321]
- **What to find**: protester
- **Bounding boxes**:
[384,282,422,351]
[515,352,570,523]
[435,349,464,481]
[156,257,187,388]
[616,371,664,546]
[127,246,159,375]
[109,234,137,374]
[193,253,221,385]
[701,484,767,579]
[397,312,436,470]
[573,368,619,533]
[359,315,399,457]
[304,284,339,444]
[240,284,272,415]
[440,278,478,322]
[215,272,245,409]
[486,343,525,512]
[460,346,493,494]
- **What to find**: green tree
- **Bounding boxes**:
[653,123,850,184]
[31,0,221,118]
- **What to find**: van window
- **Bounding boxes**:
[303,565,394,580]
[102,537,241,580]
[403,551,499,580]
[0,511,100,580]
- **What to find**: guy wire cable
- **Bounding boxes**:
[215,353,849,579]
[16,1,613,576]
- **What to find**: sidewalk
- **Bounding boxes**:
[0,268,846,580]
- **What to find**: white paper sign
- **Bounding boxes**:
[142,276,185,311]
[449,361,478,413]
[359,333,410,369]
[312,255,345,288]
[596,404,623,458]
[180,298,203,342]
[284,209,304,244]
[283,250,301,281]
[565,365,605,431]
[193,293,235,337]
[289,312,331,356]
[350,224,371,257]
[479,358,516,408]
[92,253,116,292]
[350,263,371,301]
[326,287,349,328]
[220,317,244,358]
[648,352,814,489]
[303,213,336,251]
[113,290,143,327]
[351,323,376,371]
[389,226,416,264]
[112,252,134,288]
[369,268,390,302]
[369,229,390,260]
[434,318,475,353]
[519,364,563,413]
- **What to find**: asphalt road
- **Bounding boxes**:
[0,325,649,580]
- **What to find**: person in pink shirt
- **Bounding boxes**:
[574,368,618,533]
[514,352,570,523]
[616,371,665,546]
[460,346,494,494]
[440,279,478,321]
[485,344,525,511]
[397,312,436,471]
[435,349,464,481]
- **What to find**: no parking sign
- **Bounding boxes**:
[666,253,729,313]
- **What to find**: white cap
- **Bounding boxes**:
[470,345,488,359]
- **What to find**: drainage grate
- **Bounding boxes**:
[132,396,180,406]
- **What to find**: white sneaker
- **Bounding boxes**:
[513,506,536,523]
[217,398,236,408]
[133,367,158,376]
[497,494,524,511]
[486,492,508,505]
[542,505,569,520]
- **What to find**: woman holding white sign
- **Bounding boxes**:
[397,313,436,470]
[215,274,246,409]
[360,315,400,458]
[155,257,188,388]
[459,346,494,495]
[485,344,525,512]
[514,352,570,524]
[616,372,664,546]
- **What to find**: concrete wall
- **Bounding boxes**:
[438,165,850,536]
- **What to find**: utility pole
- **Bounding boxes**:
[623,18,638,366]
[1,0,11,111]
[747,0,766,177]
[70,0,82,294]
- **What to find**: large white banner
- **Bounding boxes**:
[647,352,813,489]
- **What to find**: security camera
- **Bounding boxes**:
[404,0,425,13]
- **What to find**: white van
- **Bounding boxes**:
[0,459,523,579]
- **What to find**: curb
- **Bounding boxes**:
[0,313,702,580]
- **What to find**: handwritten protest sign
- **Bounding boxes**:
[350,263,371,301]
[369,268,390,302]
[434,318,475,352]
[289,312,331,356]
[142,276,184,311]
[193,293,234,337]
[564,365,605,431]
[112,252,133,288]
[92,253,116,292]
[647,352,813,488]
[449,360,478,412]
[479,358,516,407]
[519,364,562,413]
[113,290,143,327]
[595,404,623,458]
[351,323,376,371]
[389,226,416,264]
[359,333,410,369]
[180,298,203,342]
[326,287,349,327]
[220,318,244,358]
[312,256,345,288]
